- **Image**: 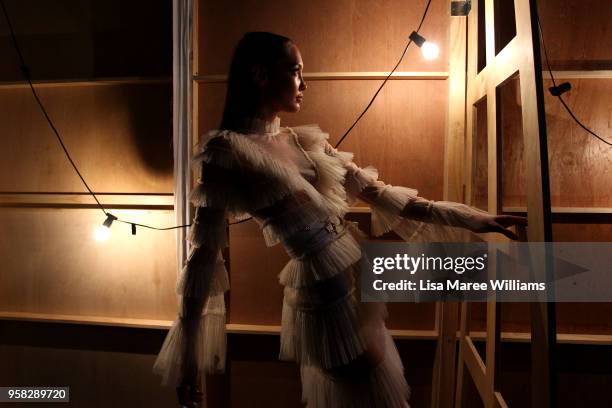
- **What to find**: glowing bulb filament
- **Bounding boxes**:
[95,225,111,241]
[421,42,439,60]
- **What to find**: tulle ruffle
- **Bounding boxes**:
[278,229,362,289]
[369,185,488,242]
[289,125,352,219]
[299,328,411,408]
[175,249,229,298]
[223,130,326,212]
[187,206,228,249]
[292,287,367,369]
[294,124,489,243]
[154,134,233,387]
[152,293,227,387]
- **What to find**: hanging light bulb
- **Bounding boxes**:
[409,31,439,60]
[421,42,439,60]
[94,213,117,242]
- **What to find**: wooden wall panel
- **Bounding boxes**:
[472,97,489,210]
[197,0,450,75]
[0,321,177,407]
[545,79,612,207]
[198,79,449,199]
[537,0,611,70]
[0,208,178,321]
[499,76,527,209]
[0,1,177,405]
[552,223,612,242]
[469,302,612,336]
[0,83,173,193]
[0,0,172,81]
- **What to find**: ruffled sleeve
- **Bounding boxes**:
[322,141,490,242]
[153,133,233,387]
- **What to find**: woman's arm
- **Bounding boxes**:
[153,136,232,401]
[324,142,526,240]
[397,193,527,240]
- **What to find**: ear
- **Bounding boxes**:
[251,64,268,86]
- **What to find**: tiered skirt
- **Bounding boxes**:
[277,219,411,408]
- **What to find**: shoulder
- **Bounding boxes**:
[286,124,330,152]
[192,130,241,171]
[198,130,233,156]
[286,124,351,161]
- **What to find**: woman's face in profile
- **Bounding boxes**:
[256,42,307,114]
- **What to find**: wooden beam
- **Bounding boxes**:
[462,336,488,400]
[194,71,449,83]
[0,77,171,89]
[0,193,175,209]
[542,70,612,79]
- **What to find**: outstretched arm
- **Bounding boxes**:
[324,142,527,241]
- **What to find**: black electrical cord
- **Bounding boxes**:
[0,0,190,232]
[231,0,433,226]
[334,0,433,149]
[1,0,433,230]
[536,11,611,147]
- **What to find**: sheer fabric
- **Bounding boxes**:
[153,117,491,407]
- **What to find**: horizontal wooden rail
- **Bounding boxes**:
[0,193,175,209]
[2,311,610,344]
[0,77,172,89]
[195,71,449,83]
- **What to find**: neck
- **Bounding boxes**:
[235,114,281,136]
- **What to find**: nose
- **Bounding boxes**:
[300,78,307,91]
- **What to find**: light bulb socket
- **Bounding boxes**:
[451,1,472,16]
[409,31,426,48]
[103,213,118,228]
[131,223,136,235]
[548,81,571,96]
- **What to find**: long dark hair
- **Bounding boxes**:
[219,32,293,131]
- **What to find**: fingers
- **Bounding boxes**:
[491,222,519,240]
[496,215,528,227]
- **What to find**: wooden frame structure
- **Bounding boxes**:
[436,0,557,407]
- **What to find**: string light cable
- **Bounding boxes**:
[1,0,436,230]
[1,0,190,235]
[536,10,611,147]
[333,0,433,149]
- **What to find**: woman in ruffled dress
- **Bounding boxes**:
[153,31,526,408]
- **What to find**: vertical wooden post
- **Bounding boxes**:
[434,1,469,406]
[448,0,555,406]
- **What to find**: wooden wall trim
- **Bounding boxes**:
[542,70,612,79]
[2,311,610,345]
[191,70,611,84]
[194,71,449,83]
[0,77,172,89]
[0,193,174,209]
[504,206,612,214]
[468,330,612,345]
[0,311,170,329]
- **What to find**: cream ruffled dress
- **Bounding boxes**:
[152,116,490,407]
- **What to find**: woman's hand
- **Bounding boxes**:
[468,214,528,240]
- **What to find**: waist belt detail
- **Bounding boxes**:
[283,218,346,259]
